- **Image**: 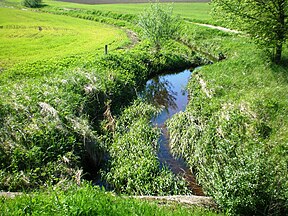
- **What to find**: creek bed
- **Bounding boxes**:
[144,69,204,196]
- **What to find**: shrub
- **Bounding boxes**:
[138,2,182,52]
[23,0,42,8]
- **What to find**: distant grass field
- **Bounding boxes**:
[0,7,129,69]
[48,0,212,21]
[2,0,212,22]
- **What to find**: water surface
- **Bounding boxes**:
[144,69,204,196]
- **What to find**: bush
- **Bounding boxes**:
[23,0,42,8]
[138,2,182,52]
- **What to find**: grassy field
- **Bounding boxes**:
[2,0,212,22]
[48,0,212,22]
[0,7,129,69]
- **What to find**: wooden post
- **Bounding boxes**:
[105,45,108,55]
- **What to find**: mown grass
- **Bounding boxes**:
[0,7,128,69]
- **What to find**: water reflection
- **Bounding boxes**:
[143,70,191,126]
[145,76,178,111]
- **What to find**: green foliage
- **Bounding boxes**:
[103,100,190,195]
[0,13,197,191]
[23,0,41,8]
[0,182,220,216]
[167,21,288,215]
[138,2,182,51]
[212,0,288,63]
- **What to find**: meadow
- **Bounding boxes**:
[0,7,129,67]
[1,0,288,215]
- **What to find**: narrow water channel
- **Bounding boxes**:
[144,69,204,196]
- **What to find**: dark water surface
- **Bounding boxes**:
[144,69,204,196]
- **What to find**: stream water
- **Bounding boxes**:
[144,69,204,196]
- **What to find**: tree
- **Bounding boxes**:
[212,0,288,63]
[138,2,181,52]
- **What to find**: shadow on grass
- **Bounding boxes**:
[270,56,288,83]
[27,4,48,8]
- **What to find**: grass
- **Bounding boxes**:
[45,1,212,22]
[167,19,288,215]
[0,182,221,216]
[2,0,213,22]
[52,1,212,22]
[0,7,129,69]
[2,0,287,214]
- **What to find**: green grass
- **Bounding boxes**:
[0,183,221,216]
[2,0,213,22]
[0,7,129,68]
[1,0,288,214]
[167,21,288,215]
[46,1,212,21]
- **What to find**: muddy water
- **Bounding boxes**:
[144,69,204,196]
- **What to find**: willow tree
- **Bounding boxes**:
[212,0,288,63]
[138,2,181,52]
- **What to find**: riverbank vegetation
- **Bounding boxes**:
[1,0,288,215]
[168,17,288,216]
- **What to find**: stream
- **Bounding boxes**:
[144,69,204,196]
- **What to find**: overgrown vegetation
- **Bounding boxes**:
[168,23,288,215]
[23,0,41,8]
[212,0,288,63]
[1,0,288,215]
[0,3,198,192]
[138,2,181,52]
[102,100,190,195]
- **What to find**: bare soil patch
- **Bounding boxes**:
[57,0,210,5]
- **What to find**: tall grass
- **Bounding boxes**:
[167,22,288,215]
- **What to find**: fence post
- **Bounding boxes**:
[105,45,108,55]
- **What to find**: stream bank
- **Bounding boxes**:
[143,69,204,196]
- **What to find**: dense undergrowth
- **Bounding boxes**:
[168,23,288,215]
[103,100,190,195]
